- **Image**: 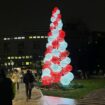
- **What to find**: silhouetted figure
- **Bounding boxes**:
[0,67,14,105]
[23,70,35,100]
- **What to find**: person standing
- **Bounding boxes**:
[0,67,14,105]
[23,70,35,100]
[11,70,20,90]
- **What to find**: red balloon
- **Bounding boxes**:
[57,36,64,42]
[62,64,73,75]
[53,21,58,27]
[51,72,62,83]
[60,51,69,60]
[46,46,53,53]
[57,14,61,19]
[50,26,54,31]
[48,32,52,36]
[42,76,52,86]
[52,40,59,48]
[52,7,58,15]
[53,76,61,83]
[59,30,65,38]
[51,56,60,64]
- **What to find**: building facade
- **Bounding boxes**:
[0,31,48,69]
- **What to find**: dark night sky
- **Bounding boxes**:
[0,0,105,33]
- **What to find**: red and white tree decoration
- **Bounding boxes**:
[41,7,74,86]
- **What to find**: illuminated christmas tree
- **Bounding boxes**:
[41,7,74,86]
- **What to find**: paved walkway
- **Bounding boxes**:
[13,83,43,105]
[77,88,105,105]
[13,83,77,105]
[13,83,105,105]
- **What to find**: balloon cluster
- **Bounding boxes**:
[41,7,74,86]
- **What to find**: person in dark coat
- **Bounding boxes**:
[23,70,35,100]
[0,67,14,105]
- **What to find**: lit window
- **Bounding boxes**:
[8,57,11,59]
[30,56,32,58]
[15,56,18,59]
[45,36,48,38]
[18,37,22,39]
[22,56,25,59]
[41,36,44,38]
[11,56,14,59]
[18,56,21,59]
[26,56,29,59]
[14,37,18,40]
[4,63,7,66]
[37,36,40,38]
[33,36,36,38]
[21,37,25,39]
[4,38,7,40]
[29,36,33,39]
[8,62,11,65]
[7,38,10,40]
[26,62,30,65]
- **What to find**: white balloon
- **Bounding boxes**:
[51,63,62,72]
[52,49,60,57]
[50,23,54,27]
[51,17,56,22]
[51,29,59,36]
[48,35,56,42]
[60,72,74,86]
[58,41,68,51]
[56,9,60,15]
[46,42,52,48]
[43,53,53,62]
[60,57,71,67]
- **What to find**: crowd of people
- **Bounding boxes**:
[0,67,38,105]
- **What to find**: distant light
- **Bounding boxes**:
[26,62,30,65]
[41,36,44,38]
[37,36,40,38]
[18,56,21,59]
[26,56,30,59]
[15,56,18,59]
[8,57,11,59]
[29,36,33,39]
[11,56,14,59]
[21,37,25,39]
[22,56,25,59]
[45,36,48,38]
[4,38,7,40]
[8,62,11,65]
[18,37,22,39]
[33,36,36,38]
[14,37,18,39]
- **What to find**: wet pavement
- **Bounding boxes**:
[13,83,77,105]
[13,83,105,105]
